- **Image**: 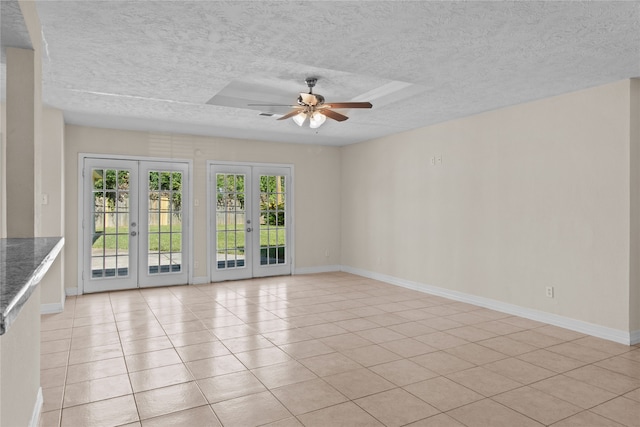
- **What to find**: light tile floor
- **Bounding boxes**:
[39,272,640,427]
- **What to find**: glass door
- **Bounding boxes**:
[139,162,189,287]
[83,158,190,293]
[253,167,290,277]
[213,165,253,281]
[211,164,291,282]
[84,159,139,292]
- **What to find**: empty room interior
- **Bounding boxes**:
[1,1,640,426]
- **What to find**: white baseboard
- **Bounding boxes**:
[65,287,78,296]
[342,265,636,346]
[29,387,43,427]
[295,265,342,275]
[41,302,64,314]
[191,276,210,285]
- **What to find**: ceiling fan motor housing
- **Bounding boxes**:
[297,94,325,106]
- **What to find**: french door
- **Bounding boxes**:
[82,158,189,293]
[210,164,292,281]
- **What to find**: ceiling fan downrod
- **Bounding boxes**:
[305,77,317,93]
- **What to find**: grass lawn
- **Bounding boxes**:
[93,225,285,252]
[216,225,286,254]
[93,225,180,251]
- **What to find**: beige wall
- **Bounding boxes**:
[0,286,41,427]
[0,105,66,307]
[38,109,66,308]
[342,80,634,332]
[1,103,5,238]
[64,126,341,290]
[630,79,640,333]
[37,109,65,236]
[0,3,46,426]
[2,0,43,239]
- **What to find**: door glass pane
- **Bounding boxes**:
[91,168,130,278]
[147,170,183,274]
[259,174,286,265]
[216,173,246,269]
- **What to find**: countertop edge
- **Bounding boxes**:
[0,237,65,335]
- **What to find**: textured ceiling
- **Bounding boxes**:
[0,0,32,56]
[26,1,640,146]
[0,0,33,103]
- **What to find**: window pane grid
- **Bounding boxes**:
[260,175,286,266]
[216,173,246,270]
[148,170,183,275]
[91,168,131,279]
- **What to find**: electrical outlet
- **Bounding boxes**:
[436,155,442,165]
[194,261,199,269]
[545,286,554,298]
[430,156,436,165]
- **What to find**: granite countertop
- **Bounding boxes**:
[0,237,64,335]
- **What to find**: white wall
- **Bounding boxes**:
[342,80,635,334]
[64,126,341,291]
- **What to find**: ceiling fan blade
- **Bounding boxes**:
[321,109,349,122]
[277,109,304,121]
[248,103,297,107]
[325,102,372,109]
[299,92,318,106]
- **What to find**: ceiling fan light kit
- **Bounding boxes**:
[292,111,326,128]
[292,112,306,126]
[250,78,373,129]
[309,111,327,129]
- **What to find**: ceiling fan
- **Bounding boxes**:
[250,78,373,129]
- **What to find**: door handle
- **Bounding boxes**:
[130,231,137,236]
[246,227,252,232]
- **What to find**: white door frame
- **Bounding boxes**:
[77,153,193,294]
[207,161,295,282]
